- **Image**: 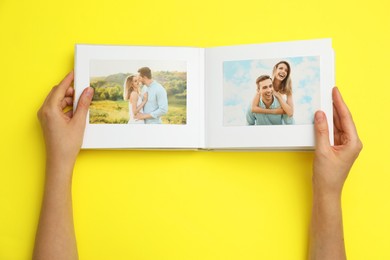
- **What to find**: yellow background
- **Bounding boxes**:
[0,0,388,259]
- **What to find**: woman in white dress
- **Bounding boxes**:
[123,75,148,124]
[251,61,294,118]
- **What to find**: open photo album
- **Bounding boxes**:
[74,39,334,150]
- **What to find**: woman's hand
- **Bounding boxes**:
[34,71,93,260]
[37,71,94,168]
[310,87,362,260]
[273,91,282,100]
[313,87,363,196]
[273,91,293,117]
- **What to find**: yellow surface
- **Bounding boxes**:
[0,0,389,259]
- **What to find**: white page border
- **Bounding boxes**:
[74,45,203,149]
[205,39,334,149]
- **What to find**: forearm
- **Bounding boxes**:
[252,106,284,114]
[279,102,293,117]
[138,113,154,120]
[309,191,346,260]
[150,105,168,118]
[33,158,78,260]
[132,102,140,116]
[134,102,146,115]
[276,94,294,117]
[251,94,284,114]
[251,93,262,113]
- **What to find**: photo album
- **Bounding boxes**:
[74,39,334,150]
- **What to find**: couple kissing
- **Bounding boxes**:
[123,67,168,124]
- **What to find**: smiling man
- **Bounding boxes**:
[246,75,293,125]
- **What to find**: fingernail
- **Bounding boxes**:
[315,111,324,122]
[86,87,94,97]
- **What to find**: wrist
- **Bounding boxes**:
[45,143,79,164]
[312,175,345,199]
[46,153,76,178]
[312,184,343,202]
[312,191,342,217]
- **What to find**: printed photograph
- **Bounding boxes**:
[89,60,187,125]
[223,56,320,126]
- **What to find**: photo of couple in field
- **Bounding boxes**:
[89,60,187,125]
[223,56,320,126]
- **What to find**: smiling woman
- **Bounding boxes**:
[251,61,294,119]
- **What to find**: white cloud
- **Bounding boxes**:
[224,104,248,126]
[249,59,275,80]
[294,102,314,124]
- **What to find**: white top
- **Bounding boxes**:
[128,94,144,124]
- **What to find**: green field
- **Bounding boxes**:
[89,97,186,124]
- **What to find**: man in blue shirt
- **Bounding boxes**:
[135,67,168,124]
[246,75,293,125]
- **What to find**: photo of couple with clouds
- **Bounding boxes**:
[223,57,320,126]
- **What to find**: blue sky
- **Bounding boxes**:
[223,56,320,126]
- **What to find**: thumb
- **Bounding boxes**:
[73,87,94,124]
[314,111,331,149]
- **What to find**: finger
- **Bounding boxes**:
[38,73,74,119]
[314,110,331,149]
[332,87,359,138]
[333,101,342,132]
[60,97,73,110]
[37,86,57,119]
[65,109,74,118]
[52,71,74,101]
[42,85,57,106]
[73,87,94,125]
[333,104,342,145]
[65,86,74,97]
